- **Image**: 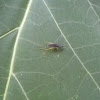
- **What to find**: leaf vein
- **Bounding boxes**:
[12,73,29,100]
[0,27,19,39]
[87,0,100,20]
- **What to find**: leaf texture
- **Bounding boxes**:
[0,0,100,100]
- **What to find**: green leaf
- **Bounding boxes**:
[1,0,100,100]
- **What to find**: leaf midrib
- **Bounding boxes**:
[3,0,33,100]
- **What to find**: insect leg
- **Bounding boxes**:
[44,42,53,44]
[45,47,55,50]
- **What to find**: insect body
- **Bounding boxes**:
[40,42,64,51]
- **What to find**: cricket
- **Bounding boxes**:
[39,42,64,51]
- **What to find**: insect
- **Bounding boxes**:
[39,42,64,51]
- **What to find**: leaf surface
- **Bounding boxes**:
[0,0,100,100]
